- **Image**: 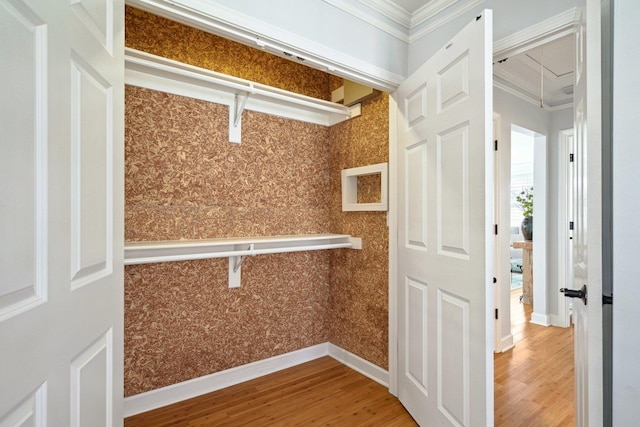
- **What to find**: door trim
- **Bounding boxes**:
[557,128,575,328]
[388,95,399,396]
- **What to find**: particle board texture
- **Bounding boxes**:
[124,7,390,397]
[125,6,330,100]
[124,86,332,396]
[328,78,390,370]
[124,254,331,396]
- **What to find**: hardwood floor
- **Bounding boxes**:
[125,356,417,426]
[494,290,575,426]
[126,290,574,426]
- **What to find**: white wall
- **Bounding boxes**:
[408,0,579,74]
[200,0,408,78]
[494,87,573,340]
[547,107,574,317]
[612,0,640,422]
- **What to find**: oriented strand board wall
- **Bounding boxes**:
[125,6,330,100]
[124,86,332,395]
[328,84,390,370]
[124,7,389,396]
[125,88,332,242]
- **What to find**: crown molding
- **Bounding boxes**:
[493,7,578,61]
[354,0,460,30]
[323,0,409,42]
[356,0,411,28]
[494,78,572,112]
[411,0,459,28]
[127,0,404,91]
[408,0,484,43]
[330,0,462,40]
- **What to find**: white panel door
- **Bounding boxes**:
[396,11,493,426]
[0,0,124,426]
[571,0,603,425]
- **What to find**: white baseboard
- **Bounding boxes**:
[498,334,515,353]
[548,314,571,328]
[530,312,550,326]
[327,343,389,387]
[123,343,329,418]
[123,342,389,418]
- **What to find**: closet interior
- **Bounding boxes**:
[123,6,390,399]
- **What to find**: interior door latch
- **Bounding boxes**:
[560,284,587,305]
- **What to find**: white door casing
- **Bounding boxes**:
[558,129,574,328]
[0,0,124,425]
[395,11,493,426]
[572,0,603,424]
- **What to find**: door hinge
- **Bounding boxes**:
[569,221,574,230]
[570,153,574,162]
[495,308,499,319]
[494,140,498,151]
[494,224,498,235]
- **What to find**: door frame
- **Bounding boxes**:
[558,128,575,327]
[389,7,580,390]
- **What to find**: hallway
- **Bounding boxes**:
[494,291,575,426]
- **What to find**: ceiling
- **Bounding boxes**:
[389,0,437,14]
[493,35,575,109]
[360,0,575,109]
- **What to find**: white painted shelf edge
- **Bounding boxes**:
[124,48,361,138]
[124,234,358,265]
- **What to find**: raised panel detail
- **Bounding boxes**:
[437,290,470,426]
[70,0,113,55]
[70,329,113,427]
[405,83,427,130]
[0,382,47,426]
[437,51,469,112]
[405,277,428,395]
[437,123,470,259]
[405,141,428,250]
[0,0,47,321]
[70,55,113,290]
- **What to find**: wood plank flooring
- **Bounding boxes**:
[126,290,575,426]
[124,356,418,426]
[494,290,575,426]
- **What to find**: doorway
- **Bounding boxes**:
[493,31,577,351]
[508,127,534,297]
[511,124,547,324]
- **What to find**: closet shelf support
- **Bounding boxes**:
[124,234,362,288]
[230,89,252,144]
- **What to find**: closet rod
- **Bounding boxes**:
[125,242,354,265]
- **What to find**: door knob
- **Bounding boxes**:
[560,284,587,305]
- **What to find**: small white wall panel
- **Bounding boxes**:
[0,383,47,427]
[405,84,427,130]
[70,0,113,55]
[405,277,428,395]
[0,0,47,321]
[437,124,470,259]
[437,290,470,426]
[70,330,113,427]
[405,142,428,250]
[437,52,469,113]
[70,57,113,290]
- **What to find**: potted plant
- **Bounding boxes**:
[515,187,533,240]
